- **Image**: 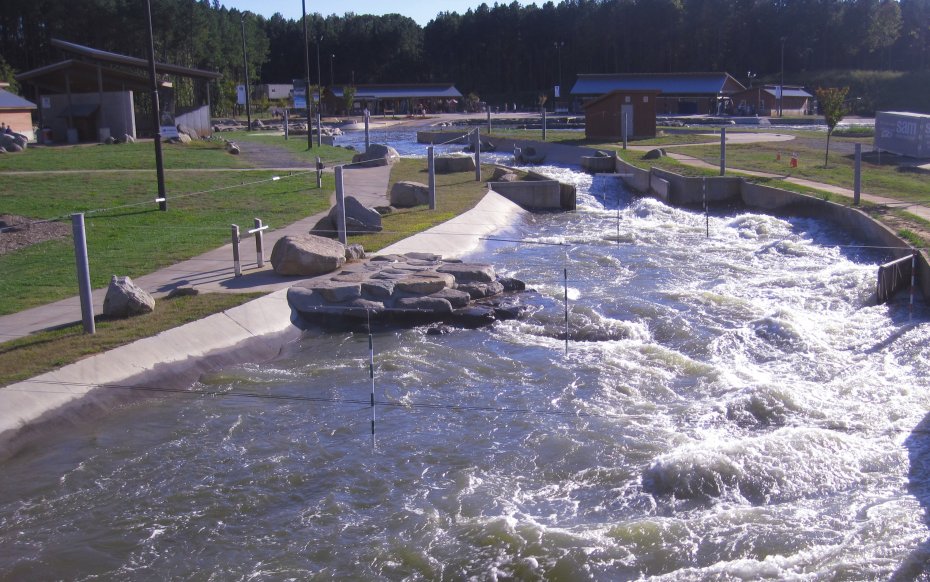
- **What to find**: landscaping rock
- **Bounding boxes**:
[643,148,666,160]
[435,154,476,174]
[345,243,366,261]
[329,196,382,234]
[270,234,346,276]
[390,181,430,207]
[351,143,399,167]
[437,262,496,283]
[103,275,155,318]
[178,124,200,140]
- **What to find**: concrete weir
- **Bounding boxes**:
[0,192,531,460]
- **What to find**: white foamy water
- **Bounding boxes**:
[1,134,929,580]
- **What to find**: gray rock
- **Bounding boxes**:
[437,262,496,283]
[642,148,666,160]
[435,154,476,174]
[394,296,453,314]
[390,181,429,207]
[394,273,455,295]
[309,215,338,238]
[345,243,366,261]
[318,282,362,303]
[374,206,395,215]
[166,286,199,299]
[457,280,505,299]
[103,275,155,318]
[362,279,395,299]
[490,167,511,181]
[178,124,200,140]
[404,252,443,262]
[178,133,192,144]
[498,173,519,182]
[270,234,346,276]
[351,143,399,167]
[430,288,471,308]
[498,277,527,292]
[329,196,382,234]
[450,305,496,328]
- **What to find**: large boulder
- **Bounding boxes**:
[271,234,346,276]
[103,275,155,318]
[177,124,200,140]
[435,154,476,174]
[390,181,430,207]
[351,143,399,167]
[329,196,383,234]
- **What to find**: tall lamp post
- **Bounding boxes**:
[301,0,312,149]
[330,54,335,87]
[779,36,786,117]
[554,41,564,109]
[144,0,167,211]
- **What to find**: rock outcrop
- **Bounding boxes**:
[351,143,399,168]
[102,275,155,318]
[270,234,346,276]
[287,252,529,329]
[435,154,476,174]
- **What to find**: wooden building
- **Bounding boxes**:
[731,85,813,116]
[583,89,659,140]
[572,73,745,115]
[0,85,37,141]
[327,84,463,116]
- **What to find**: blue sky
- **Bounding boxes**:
[220,1,540,26]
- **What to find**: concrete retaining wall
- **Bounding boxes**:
[489,180,564,210]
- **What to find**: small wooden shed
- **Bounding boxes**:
[0,85,37,141]
[583,89,659,141]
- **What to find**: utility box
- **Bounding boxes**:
[874,111,930,158]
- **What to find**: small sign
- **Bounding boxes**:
[41,96,51,109]
[292,79,307,109]
[236,85,246,106]
[554,85,561,98]
[161,125,179,139]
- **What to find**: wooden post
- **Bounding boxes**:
[854,143,862,205]
[335,166,347,244]
[474,130,481,182]
[720,127,726,176]
[316,156,323,189]
[253,218,265,268]
[428,146,436,210]
[231,224,242,277]
[71,213,95,335]
[284,109,289,140]
[542,108,547,141]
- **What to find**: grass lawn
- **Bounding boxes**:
[0,168,334,315]
[348,158,498,252]
[0,292,264,387]
[0,140,254,171]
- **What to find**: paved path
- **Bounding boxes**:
[0,163,391,343]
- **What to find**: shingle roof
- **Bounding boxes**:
[571,73,745,96]
[0,88,37,110]
[331,84,462,99]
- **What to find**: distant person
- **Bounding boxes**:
[3,124,12,135]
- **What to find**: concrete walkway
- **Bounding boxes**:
[0,164,392,343]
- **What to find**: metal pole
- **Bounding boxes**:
[316,156,323,189]
[301,0,313,150]
[428,145,436,210]
[71,213,95,335]
[542,108,547,141]
[623,111,628,150]
[563,265,569,356]
[144,0,167,211]
[704,177,709,238]
[369,317,376,437]
[231,224,241,277]
[780,36,785,118]
[720,126,726,176]
[253,217,264,268]
[284,108,289,140]
[316,113,322,147]
[364,109,370,152]
[487,109,491,135]
[474,130,481,182]
[854,143,862,205]
[240,15,252,131]
[335,165,347,244]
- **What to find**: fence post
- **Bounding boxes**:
[542,108,547,141]
[284,109,289,140]
[487,109,491,135]
[623,111,629,151]
[231,224,241,277]
[720,127,726,176]
[71,213,95,335]
[364,109,371,152]
[854,143,862,205]
[428,145,436,210]
[316,156,323,189]
[335,165,347,244]
[316,113,322,147]
[253,218,265,268]
[474,130,481,182]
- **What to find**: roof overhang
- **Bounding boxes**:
[51,39,221,80]
[16,59,163,94]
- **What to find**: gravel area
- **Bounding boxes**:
[0,214,71,255]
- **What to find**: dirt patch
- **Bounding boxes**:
[0,214,72,255]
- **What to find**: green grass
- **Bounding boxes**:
[0,170,333,314]
[0,140,253,171]
[0,292,264,387]
[347,158,497,251]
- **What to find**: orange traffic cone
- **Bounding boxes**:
[776,152,781,161]
[790,154,798,168]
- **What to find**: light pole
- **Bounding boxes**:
[779,36,786,117]
[554,41,564,108]
[144,0,167,211]
[301,0,312,149]
[330,54,335,87]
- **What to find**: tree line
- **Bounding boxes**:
[1,0,928,114]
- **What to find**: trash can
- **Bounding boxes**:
[66,128,78,144]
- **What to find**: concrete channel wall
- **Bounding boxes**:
[616,156,930,302]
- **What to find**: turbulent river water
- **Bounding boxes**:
[2,131,930,580]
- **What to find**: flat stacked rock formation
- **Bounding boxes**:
[287,252,528,329]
